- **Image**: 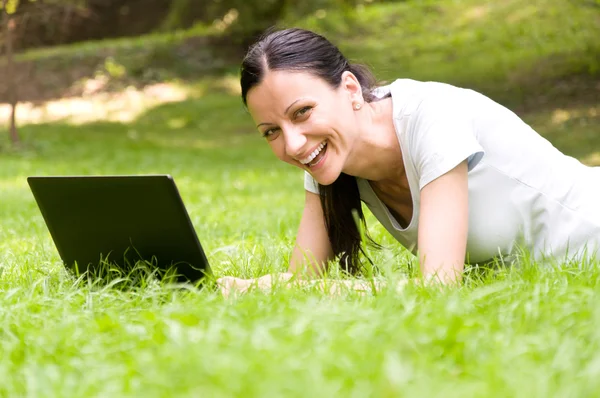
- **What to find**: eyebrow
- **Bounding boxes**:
[256,98,306,128]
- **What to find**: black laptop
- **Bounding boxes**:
[27,175,211,284]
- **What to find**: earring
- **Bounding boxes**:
[354,103,362,110]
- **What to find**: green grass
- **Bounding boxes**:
[1,87,600,396]
[294,0,600,98]
[1,0,600,395]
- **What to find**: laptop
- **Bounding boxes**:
[27,175,211,284]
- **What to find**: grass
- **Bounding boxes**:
[1,0,600,395]
[292,0,600,108]
[1,86,599,396]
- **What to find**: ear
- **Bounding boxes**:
[340,71,363,101]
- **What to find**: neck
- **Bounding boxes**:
[343,97,404,183]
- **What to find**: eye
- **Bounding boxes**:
[294,106,313,119]
[262,127,280,141]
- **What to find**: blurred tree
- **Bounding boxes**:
[1,0,19,145]
[160,0,287,46]
[4,0,406,52]
[217,0,288,47]
[5,0,171,52]
[160,0,209,32]
[1,0,86,145]
[162,0,403,48]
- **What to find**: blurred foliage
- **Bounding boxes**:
[2,0,599,53]
[2,0,407,51]
[161,0,404,45]
[1,0,90,50]
[161,0,369,37]
[1,0,20,14]
[1,0,598,112]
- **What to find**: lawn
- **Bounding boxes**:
[1,0,600,396]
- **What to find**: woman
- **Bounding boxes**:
[218,28,600,295]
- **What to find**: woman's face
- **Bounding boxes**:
[246,70,362,186]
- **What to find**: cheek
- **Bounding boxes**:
[339,105,356,125]
[269,140,289,161]
[317,106,351,132]
[269,139,303,168]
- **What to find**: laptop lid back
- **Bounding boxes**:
[27,175,211,283]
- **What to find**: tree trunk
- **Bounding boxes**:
[2,0,20,145]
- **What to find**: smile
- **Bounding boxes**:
[299,141,327,165]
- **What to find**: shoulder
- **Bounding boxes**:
[387,79,489,106]
[379,79,484,122]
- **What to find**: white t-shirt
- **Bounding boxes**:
[305,79,600,264]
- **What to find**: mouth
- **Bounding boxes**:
[299,141,328,168]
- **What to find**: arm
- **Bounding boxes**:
[218,164,469,296]
[218,189,410,296]
[288,189,334,277]
[217,189,335,296]
[417,160,469,284]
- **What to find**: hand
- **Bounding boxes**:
[216,273,295,297]
[216,273,407,297]
[216,276,252,297]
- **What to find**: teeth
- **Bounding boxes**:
[300,142,326,164]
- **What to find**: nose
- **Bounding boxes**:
[283,127,307,159]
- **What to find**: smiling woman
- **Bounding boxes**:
[218,27,600,294]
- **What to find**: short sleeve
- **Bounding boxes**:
[304,171,320,194]
[409,96,485,190]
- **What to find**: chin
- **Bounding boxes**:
[311,171,342,186]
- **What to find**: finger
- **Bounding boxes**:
[395,279,408,292]
[217,277,248,297]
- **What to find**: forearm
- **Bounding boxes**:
[418,252,465,285]
[417,160,469,286]
[287,245,330,278]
